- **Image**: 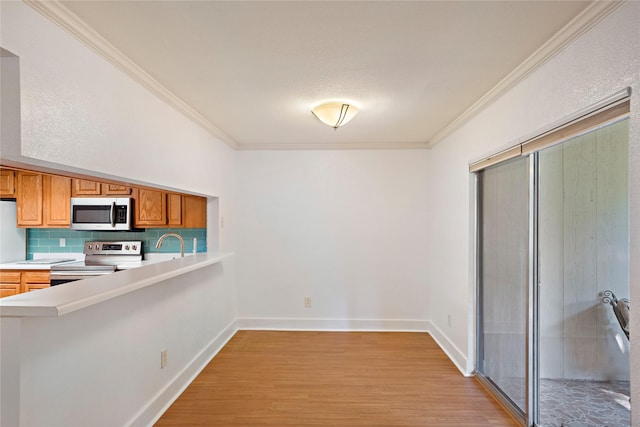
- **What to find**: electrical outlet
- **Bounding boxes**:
[304,297,311,308]
[160,349,168,369]
[59,238,66,247]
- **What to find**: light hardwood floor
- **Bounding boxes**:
[155,331,518,426]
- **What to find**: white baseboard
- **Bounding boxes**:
[132,317,470,426]
[236,317,470,375]
[130,320,238,427]
[237,317,430,332]
[426,320,471,376]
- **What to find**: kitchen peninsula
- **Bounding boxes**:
[0,252,231,317]
[0,251,237,427]
[0,253,231,317]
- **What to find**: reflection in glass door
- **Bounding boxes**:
[477,156,529,417]
[537,119,630,426]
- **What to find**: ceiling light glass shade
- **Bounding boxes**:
[311,102,359,129]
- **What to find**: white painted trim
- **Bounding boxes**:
[237,317,430,332]
[24,0,238,150]
[23,0,622,152]
[129,320,238,427]
[238,318,469,375]
[236,142,430,151]
[128,318,468,425]
[427,320,472,377]
[426,0,626,148]
[467,87,632,166]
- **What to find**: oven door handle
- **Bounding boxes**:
[110,201,116,228]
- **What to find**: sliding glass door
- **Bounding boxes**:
[477,156,530,417]
[474,98,630,426]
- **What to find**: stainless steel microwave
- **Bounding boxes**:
[70,197,134,231]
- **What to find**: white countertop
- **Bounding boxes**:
[0,252,233,317]
[0,252,191,270]
[0,253,84,270]
[1,263,57,270]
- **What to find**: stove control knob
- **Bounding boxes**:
[87,244,92,250]
[132,245,137,251]
[125,245,130,250]
[95,244,100,250]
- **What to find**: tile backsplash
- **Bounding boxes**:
[27,228,206,259]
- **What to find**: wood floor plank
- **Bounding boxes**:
[155,331,518,426]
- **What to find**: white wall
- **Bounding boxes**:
[0,1,237,251]
[0,2,239,426]
[3,0,640,423]
[7,260,237,427]
[426,0,639,410]
[236,150,430,331]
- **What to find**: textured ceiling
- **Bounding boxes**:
[58,1,592,149]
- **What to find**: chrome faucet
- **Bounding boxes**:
[156,232,185,257]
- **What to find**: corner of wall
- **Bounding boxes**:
[129,320,238,427]
[427,320,472,377]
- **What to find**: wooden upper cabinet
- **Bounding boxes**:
[9,168,205,230]
[134,191,206,228]
[167,193,182,226]
[0,169,16,197]
[17,172,71,228]
[16,171,43,226]
[44,175,71,226]
[72,179,101,196]
[183,195,207,228]
[103,184,132,195]
[72,179,132,196]
[134,188,167,226]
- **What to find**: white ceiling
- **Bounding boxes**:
[53,0,594,150]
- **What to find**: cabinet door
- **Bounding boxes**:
[167,193,182,226]
[0,284,21,298]
[22,271,50,293]
[44,175,71,226]
[72,179,101,196]
[0,169,16,197]
[0,271,21,298]
[183,196,207,228]
[16,172,43,226]
[103,184,132,195]
[134,188,167,226]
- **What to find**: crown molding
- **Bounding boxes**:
[425,0,626,149]
[25,0,623,152]
[24,0,239,150]
[236,141,430,151]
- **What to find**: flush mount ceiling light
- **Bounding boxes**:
[311,102,359,129]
